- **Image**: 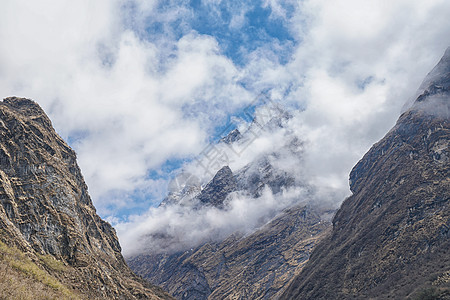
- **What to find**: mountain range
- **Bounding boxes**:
[0,47,448,299]
[128,48,450,299]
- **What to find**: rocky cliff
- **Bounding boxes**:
[280,49,450,299]
[0,97,172,299]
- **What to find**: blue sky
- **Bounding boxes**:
[103,0,300,217]
[130,0,296,66]
[1,0,450,232]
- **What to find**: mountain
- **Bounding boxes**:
[125,96,339,299]
[160,107,298,210]
[280,48,450,299]
[196,166,237,208]
[0,97,172,299]
[128,204,331,300]
[128,125,332,299]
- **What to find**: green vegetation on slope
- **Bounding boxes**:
[0,240,81,300]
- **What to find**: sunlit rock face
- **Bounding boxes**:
[281,49,450,299]
[0,97,171,299]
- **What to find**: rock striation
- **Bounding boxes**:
[281,48,450,299]
[0,97,172,299]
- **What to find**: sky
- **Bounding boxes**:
[1,0,450,254]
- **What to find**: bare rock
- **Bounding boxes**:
[0,97,172,299]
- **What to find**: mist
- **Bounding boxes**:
[118,186,310,256]
[1,0,450,255]
[117,101,350,256]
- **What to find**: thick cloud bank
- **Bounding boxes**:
[1,0,450,254]
[119,187,310,255]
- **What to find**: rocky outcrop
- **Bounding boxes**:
[219,129,242,144]
[128,205,331,300]
[197,166,237,207]
[0,97,172,299]
[281,49,450,299]
[161,156,296,210]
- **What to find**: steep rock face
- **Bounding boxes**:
[0,97,171,299]
[197,166,237,207]
[160,166,237,209]
[129,205,331,300]
[281,49,450,299]
[161,108,299,210]
[161,155,296,209]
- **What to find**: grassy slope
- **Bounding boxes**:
[0,239,81,300]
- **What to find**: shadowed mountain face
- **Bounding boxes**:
[0,97,172,299]
[197,166,237,208]
[281,49,450,299]
[128,205,331,300]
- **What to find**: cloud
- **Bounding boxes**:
[1,0,450,254]
[115,101,347,256]
[0,0,254,214]
[116,0,450,255]
[117,185,308,256]
[281,0,450,194]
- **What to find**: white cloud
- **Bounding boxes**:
[281,0,450,194]
[0,1,253,214]
[118,185,308,256]
[1,0,450,254]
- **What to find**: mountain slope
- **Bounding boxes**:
[126,99,334,299]
[0,97,172,299]
[280,48,450,299]
[129,204,331,300]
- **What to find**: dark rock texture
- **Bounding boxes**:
[235,156,296,197]
[281,49,450,299]
[0,97,172,299]
[129,205,331,300]
[161,155,296,210]
[220,128,242,144]
[197,166,237,207]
